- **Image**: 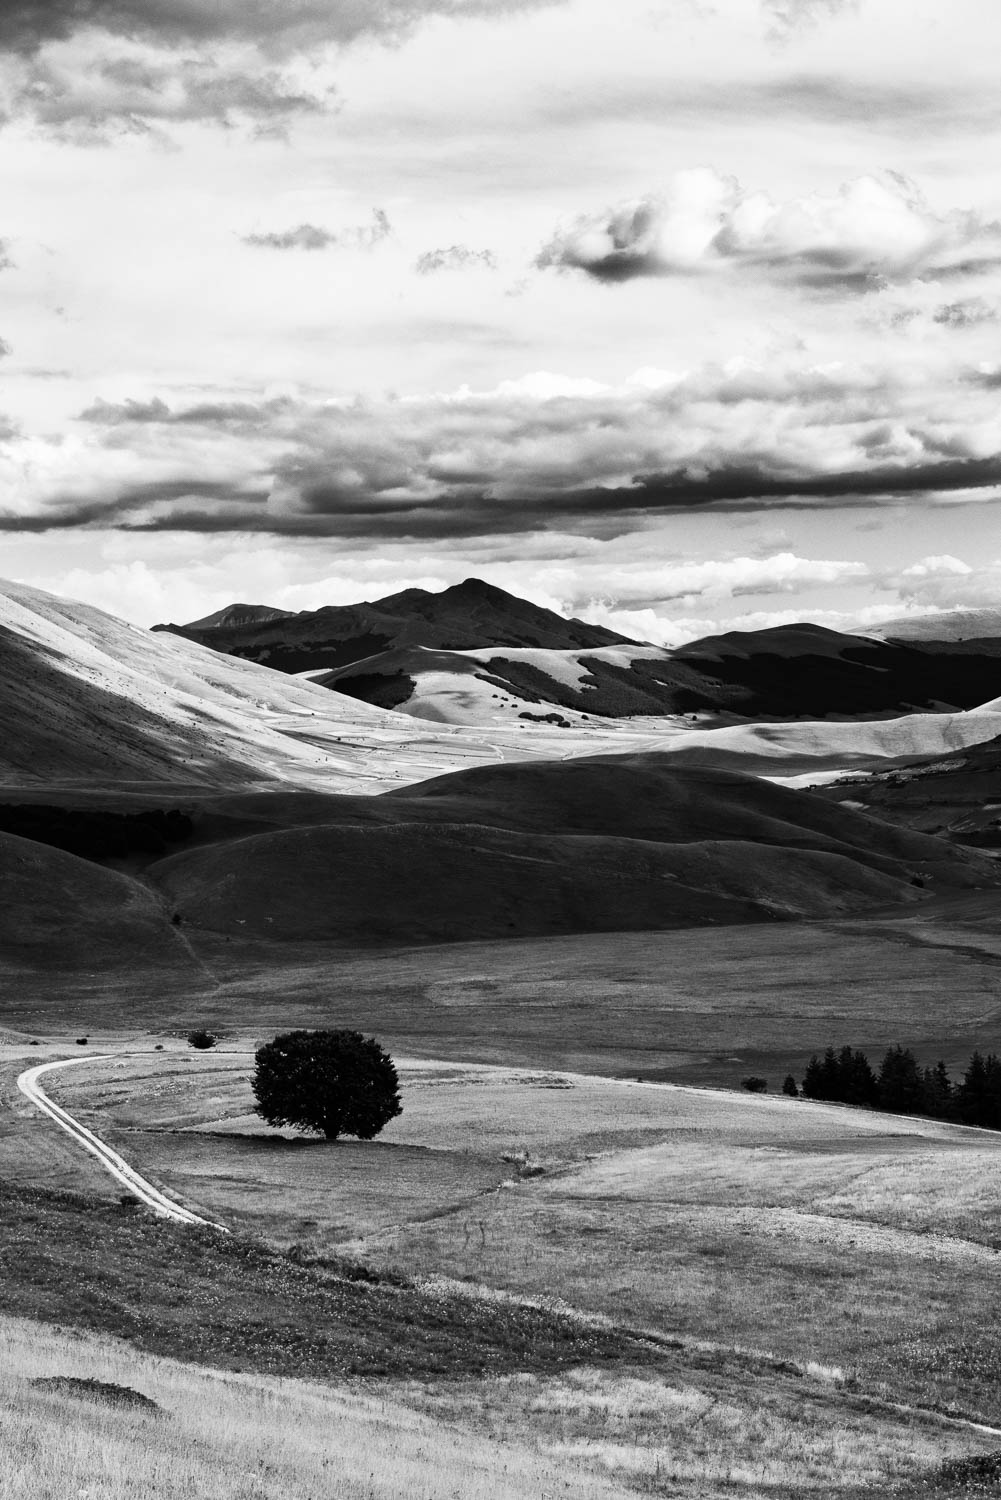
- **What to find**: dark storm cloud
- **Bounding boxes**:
[631,456,1001,507]
[242,211,391,252]
[13,371,1001,542]
[17,450,1001,542]
[414,245,498,274]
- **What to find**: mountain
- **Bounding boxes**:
[4,576,998,961]
[316,643,698,723]
[0,575,746,797]
[154,577,638,673]
[148,753,998,945]
[2,576,630,795]
[669,623,1001,718]
[9,579,1001,808]
[183,603,296,631]
[158,584,1001,723]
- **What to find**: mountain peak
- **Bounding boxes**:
[443,577,515,601]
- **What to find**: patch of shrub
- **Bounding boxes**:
[741,1076,768,1093]
[187,1030,217,1050]
[30,1376,162,1414]
[936,1451,1001,1485]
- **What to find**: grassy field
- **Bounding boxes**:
[22,1046,1001,1431]
[7,888,1001,1494]
[5,893,1001,1090]
[0,1313,636,1500]
[1,1195,994,1500]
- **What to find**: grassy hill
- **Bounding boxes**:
[145,754,997,944]
[0,829,194,975]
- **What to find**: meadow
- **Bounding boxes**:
[0,1313,635,1500]
[25,1046,1001,1431]
[7,893,1001,1089]
[7,881,1001,1496]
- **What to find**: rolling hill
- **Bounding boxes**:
[0,829,193,974]
[148,753,997,945]
[821,731,1001,844]
[868,609,1001,642]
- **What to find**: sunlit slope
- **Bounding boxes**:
[319,616,1001,723]
[0,578,411,787]
[869,609,1001,642]
[638,706,1001,778]
[149,755,996,943]
[820,729,1001,843]
[0,579,638,792]
[8,579,1001,798]
[318,643,680,723]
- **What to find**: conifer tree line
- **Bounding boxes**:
[795,1046,1001,1128]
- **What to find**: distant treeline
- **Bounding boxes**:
[797,1045,1001,1130]
[0,804,193,861]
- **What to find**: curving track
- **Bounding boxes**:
[17,1056,227,1231]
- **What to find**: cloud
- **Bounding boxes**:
[0,1,553,58]
[536,170,1001,291]
[10,48,327,137]
[885,553,1001,613]
[242,210,391,252]
[414,244,498,274]
[0,353,981,539]
[934,297,998,329]
[763,0,857,34]
[0,2,558,133]
[243,224,339,252]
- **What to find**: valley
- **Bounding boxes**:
[6,574,1001,1498]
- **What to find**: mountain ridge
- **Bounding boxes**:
[154,579,1001,723]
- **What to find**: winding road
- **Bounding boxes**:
[16,1055,227,1231]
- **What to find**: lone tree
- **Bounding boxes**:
[252,1029,402,1141]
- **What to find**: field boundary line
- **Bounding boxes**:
[16,1056,228,1232]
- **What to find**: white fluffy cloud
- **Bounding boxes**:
[537,170,1001,290]
[881,552,1001,612]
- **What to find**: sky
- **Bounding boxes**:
[1,0,1000,644]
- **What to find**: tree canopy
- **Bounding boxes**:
[252,1029,402,1141]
